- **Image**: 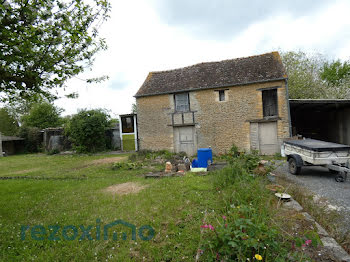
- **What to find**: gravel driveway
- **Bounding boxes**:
[275,161,350,231]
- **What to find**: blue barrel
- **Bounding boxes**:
[197,148,213,168]
[192,159,199,168]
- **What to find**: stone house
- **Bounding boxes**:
[135,52,291,155]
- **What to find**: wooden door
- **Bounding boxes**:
[258,122,278,155]
[174,127,196,156]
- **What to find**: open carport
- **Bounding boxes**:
[290,99,350,145]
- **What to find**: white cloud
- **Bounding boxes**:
[55,0,350,116]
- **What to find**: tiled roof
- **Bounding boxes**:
[135,52,287,97]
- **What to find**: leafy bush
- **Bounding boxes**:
[200,204,287,261]
[65,109,110,153]
[18,126,42,153]
[201,143,315,261]
[21,102,63,129]
[217,146,261,185]
[47,149,60,155]
[212,163,248,189]
[228,143,240,158]
[204,164,302,261]
[111,162,143,170]
[128,150,181,162]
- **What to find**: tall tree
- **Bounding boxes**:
[21,102,63,129]
[0,107,19,135]
[321,60,350,86]
[281,50,350,99]
[280,50,326,99]
[0,0,111,102]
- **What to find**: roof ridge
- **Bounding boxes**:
[135,51,285,98]
[149,51,279,74]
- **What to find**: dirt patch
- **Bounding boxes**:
[69,156,127,171]
[91,156,127,165]
[10,168,40,175]
[104,182,147,195]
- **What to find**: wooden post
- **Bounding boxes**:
[0,132,3,157]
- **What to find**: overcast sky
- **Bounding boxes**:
[55,0,350,117]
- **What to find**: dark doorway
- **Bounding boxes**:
[290,100,350,145]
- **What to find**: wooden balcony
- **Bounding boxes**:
[169,111,196,127]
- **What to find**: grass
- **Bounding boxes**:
[0,152,328,261]
[277,176,350,254]
[0,153,223,261]
[122,134,136,151]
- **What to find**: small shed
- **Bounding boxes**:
[119,114,138,151]
[0,134,24,156]
[290,99,350,145]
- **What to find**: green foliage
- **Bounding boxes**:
[47,149,60,155]
[281,50,350,99]
[321,60,350,86]
[228,143,240,158]
[201,205,287,261]
[223,144,261,173]
[108,118,119,128]
[18,126,42,152]
[0,0,111,102]
[212,164,248,189]
[294,231,322,248]
[128,149,180,162]
[111,161,143,170]
[202,146,317,261]
[131,102,137,113]
[281,50,326,99]
[65,109,110,153]
[0,107,19,135]
[203,163,292,261]
[21,102,63,129]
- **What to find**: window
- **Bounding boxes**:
[262,89,278,117]
[219,90,225,101]
[175,93,190,112]
[121,116,134,133]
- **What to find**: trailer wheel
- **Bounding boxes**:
[335,172,346,182]
[335,175,345,182]
[288,158,301,175]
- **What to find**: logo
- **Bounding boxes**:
[21,219,155,241]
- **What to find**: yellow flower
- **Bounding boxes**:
[237,206,240,209]
[255,254,262,260]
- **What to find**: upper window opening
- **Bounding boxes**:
[175,93,190,112]
[262,89,278,117]
[219,90,225,101]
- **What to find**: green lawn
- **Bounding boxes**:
[0,154,222,261]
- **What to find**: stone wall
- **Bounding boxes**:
[136,80,290,154]
[191,80,290,153]
[137,94,174,151]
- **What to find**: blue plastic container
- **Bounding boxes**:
[191,159,199,168]
[197,148,213,168]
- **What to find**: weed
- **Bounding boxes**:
[47,149,60,155]
[111,161,143,170]
[279,180,350,253]
[200,144,318,261]
[128,150,185,163]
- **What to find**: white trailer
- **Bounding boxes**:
[282,139,350,182]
